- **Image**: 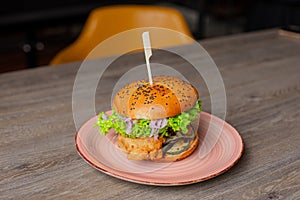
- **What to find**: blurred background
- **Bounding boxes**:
[1,0,299,73]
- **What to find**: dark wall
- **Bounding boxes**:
[246,0,300,31]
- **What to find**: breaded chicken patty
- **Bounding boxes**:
[118,135,166,160]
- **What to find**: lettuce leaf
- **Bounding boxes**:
[95,100,202,138]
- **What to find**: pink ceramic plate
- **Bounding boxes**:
[75,111,244,186]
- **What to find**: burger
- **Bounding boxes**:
[95,76,202,162]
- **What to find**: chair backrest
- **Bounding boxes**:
[50,5,193,65]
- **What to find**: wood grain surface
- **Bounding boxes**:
[0,29,299,200]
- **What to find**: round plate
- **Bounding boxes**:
[75,111,244,186]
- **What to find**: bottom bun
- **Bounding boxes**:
[117,125,199,162]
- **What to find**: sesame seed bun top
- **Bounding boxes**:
[113,76,199,120]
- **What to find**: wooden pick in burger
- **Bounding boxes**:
[142,31,153,86]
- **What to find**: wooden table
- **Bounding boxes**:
[1,29,299,199]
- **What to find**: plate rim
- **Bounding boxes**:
[75,111,244,186]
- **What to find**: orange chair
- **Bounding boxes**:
[50,5,194,65]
